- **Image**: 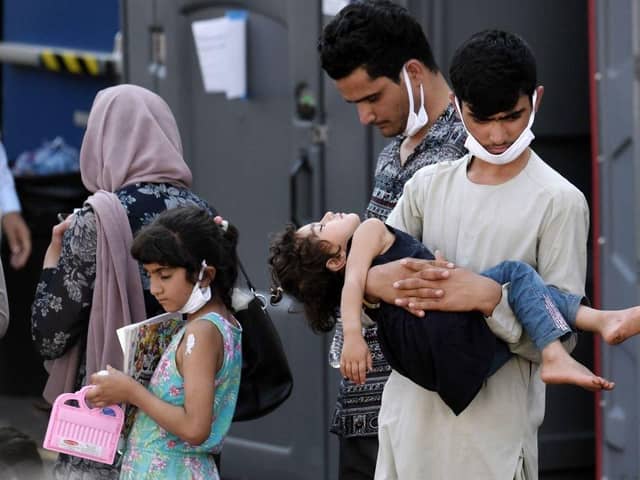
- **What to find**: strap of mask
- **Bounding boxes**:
[402,66,415,115]
[198,260,207,282]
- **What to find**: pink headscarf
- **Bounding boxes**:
[44,84,192,402]
[81,84,192,191]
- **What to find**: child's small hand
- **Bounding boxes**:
[86,365,136,407]
[340,336,372,385]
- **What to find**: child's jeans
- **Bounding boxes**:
[482,260,583,375]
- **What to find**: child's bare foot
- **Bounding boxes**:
[601,306,640,345]
[540,342,615,391]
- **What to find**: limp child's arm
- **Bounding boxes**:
[340,218,390,384]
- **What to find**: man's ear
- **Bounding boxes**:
[200,266,217,287]
[326,253,346,272]
[449,92,457,108]
[404,59,425,82]
[449,92,463,119]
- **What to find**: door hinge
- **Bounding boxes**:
[149,27,166,78]
[311,124,328,144]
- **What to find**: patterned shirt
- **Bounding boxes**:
[330,104,467,438]
[31,182,213,479]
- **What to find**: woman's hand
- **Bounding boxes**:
[340,335,372,385]
[42,214,74,268]
[86,365,139,407]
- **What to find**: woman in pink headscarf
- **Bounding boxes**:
[31,84,215,479]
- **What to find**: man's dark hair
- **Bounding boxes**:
[268,224,344,333]
[131,205,239,311]
[319,0,438,82]
[449,29,537,119]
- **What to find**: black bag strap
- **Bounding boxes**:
[237,258,255,292]
[236,259,268,309]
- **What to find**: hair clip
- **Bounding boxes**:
[270,286,284,305]
[214,215,229,232]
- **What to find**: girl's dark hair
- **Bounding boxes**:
[131,205,239,310]
[268,224,344,333]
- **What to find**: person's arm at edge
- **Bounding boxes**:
[0,143,31,270]
[0,142,20,216]
[0,259,8,338]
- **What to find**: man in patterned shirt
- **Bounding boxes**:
[318,1,466,478]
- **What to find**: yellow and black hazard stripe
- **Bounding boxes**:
[40,49,116,77]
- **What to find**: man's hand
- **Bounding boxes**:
[394,258,502,316]
[1,212,31,269]
[365,256,455,317]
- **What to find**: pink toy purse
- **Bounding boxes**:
[43,385,124,465]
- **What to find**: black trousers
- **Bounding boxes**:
[339,435,378,480]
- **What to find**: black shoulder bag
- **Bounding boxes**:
[231,260,293,421]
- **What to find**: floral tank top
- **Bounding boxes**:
[120,312,242,479]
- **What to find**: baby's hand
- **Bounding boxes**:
[340,335,372,385]
[86,365,136,407]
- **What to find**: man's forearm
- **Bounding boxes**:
[391,266,503,314]
[365,261,412,305]
[473,274,503,316]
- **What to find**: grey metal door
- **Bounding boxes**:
[143,0,325,288]
[121,1,348,478]
[596,0,640,477]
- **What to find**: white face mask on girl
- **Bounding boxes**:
[454,91,538,165]
[402,66,428,137]
[178,260,212,314]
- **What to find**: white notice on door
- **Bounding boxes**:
[192,10,247,99]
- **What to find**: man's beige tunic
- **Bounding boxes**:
[378,151,589,479]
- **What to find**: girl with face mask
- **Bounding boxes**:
[88,206,242,480]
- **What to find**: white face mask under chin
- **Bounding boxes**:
[178,261,212,314]
[455,91,537,165]
[402,66,428,137]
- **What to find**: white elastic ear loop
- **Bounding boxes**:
[453,96,467,129]
[402,67,415,116]
[197,260,207,283]
[526,90,538,127]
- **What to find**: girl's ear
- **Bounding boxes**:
[326,252,346,272]
[200,266,217,287]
